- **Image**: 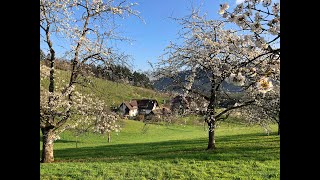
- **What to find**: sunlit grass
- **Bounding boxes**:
[41,120,279,179]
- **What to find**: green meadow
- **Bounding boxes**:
[40,120,280,180]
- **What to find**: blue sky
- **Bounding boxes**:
[113,0,237,72]
[42,0,275,72]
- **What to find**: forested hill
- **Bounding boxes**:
[40,62,170,108]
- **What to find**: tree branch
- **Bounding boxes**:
[215,100,255,119]
[240,50,275,67]
[268,35,280,44]
[216,112,230,121]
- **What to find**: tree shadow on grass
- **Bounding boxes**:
[50,132,279,163]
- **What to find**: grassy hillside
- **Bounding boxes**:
[40,67,170,107]
[40,120,279,179]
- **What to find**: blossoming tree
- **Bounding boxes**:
[40,0,140,163]
[155,0,280,150]
[233,82,280,135]
[220,0,280,135]
[94,110,120,143]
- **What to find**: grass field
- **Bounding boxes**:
[40,120,280,179]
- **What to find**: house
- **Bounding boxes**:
[119,100,138,117]
[133,99,159,115]
[145,107,172,120]
[119,99,159,117]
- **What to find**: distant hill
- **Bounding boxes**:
[152,70,244,95]
[40,66,170,108]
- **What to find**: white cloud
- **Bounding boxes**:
[236,0,245,4]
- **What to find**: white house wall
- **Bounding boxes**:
[152,103,157,110]
[129,109,138,117]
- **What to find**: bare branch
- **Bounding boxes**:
[215,100,255,120]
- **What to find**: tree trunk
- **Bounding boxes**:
[107,132,111,143]
[206,75,216,150]
[49,50,55,93]
[41,127,55,163]
[207,119,216,150]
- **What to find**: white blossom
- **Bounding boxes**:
[226,72,246,86]
[256,77,273,93]
[251,22,262,33]
[219,3,229,15]
[272,3,280,15]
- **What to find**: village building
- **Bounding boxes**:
[134,99,159,114]
[119,99,159,117]
[119,100,138,117]
[145,107,172,120]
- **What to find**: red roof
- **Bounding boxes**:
[121,100,138,110]
[129,100,138,107]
